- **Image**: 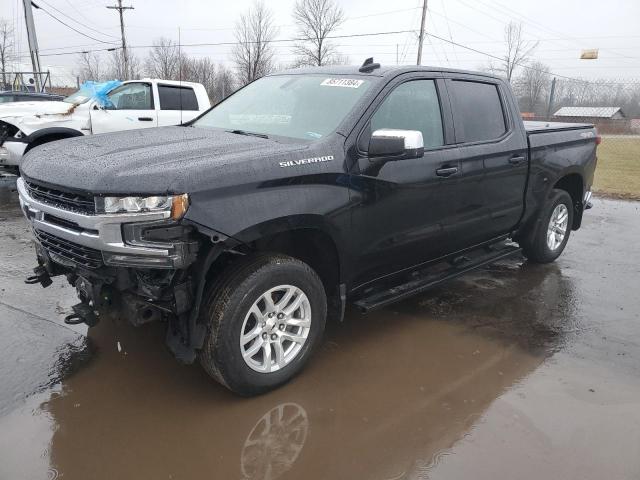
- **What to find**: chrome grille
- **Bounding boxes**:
[25,180,95,214]
[34,229,103,269]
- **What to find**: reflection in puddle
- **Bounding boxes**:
[241,403,308,480]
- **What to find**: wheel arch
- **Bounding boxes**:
[552,172,584,229]
[24,127,84,152]
[229,216,344,294]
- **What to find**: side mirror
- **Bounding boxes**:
[368,129,424,160]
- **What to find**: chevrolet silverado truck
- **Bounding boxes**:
[17,61,597,395]
[0,79,210,172]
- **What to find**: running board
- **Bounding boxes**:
[353,244,522,313]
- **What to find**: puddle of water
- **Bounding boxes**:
[38,311,544,480]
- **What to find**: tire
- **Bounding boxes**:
[198,253,327,396]
[521,189,574,264]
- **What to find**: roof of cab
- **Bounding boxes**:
[138,78,205,88]
[272,64,503,81]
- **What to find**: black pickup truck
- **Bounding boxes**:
[18,62,598,395]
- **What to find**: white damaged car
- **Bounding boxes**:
[0,79,211,172]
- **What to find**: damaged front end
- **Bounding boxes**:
[17,176,212,363]
[0,120,27,169]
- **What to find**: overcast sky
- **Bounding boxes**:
[3,0,640,86]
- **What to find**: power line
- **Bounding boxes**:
[439,0,460,65]
[31,1,119,45]
[34,29,419,57]
[107,6,423,33]
[423,30,631,85]
[39,0,119,40]
[29,26,639,86]
[454,0,640,66]
[482,0,638,63]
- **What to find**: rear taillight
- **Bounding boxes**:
[595,135,602,146]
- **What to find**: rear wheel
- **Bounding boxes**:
[198,254,326,396]
[521,189,574,263]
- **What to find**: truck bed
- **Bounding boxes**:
[523,120,593,134]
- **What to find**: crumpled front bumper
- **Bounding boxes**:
[0,141,27,167]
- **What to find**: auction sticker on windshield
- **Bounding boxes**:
[321,78,364,88]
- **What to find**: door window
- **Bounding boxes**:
[370,80,444,148]
[107,83,153,110]
[158,85,199,111]
[450,80,507,142]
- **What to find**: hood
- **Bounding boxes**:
[21,126,315,194]
[0,100,77,119]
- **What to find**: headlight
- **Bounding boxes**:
[97,194,189,219]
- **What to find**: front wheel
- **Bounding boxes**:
[521,189,574,263]
[198,254,327,396]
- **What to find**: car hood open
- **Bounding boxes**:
[20,126,311,194]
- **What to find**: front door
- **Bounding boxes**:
[90,82,158,134]
[349,77,461,288]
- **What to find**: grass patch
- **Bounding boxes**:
[593,137,640,200]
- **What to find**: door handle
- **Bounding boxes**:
[509,155,526,165]
[436,166,459,177]
[138,117,154,122]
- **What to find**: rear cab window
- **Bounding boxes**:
[158,85,199,111]
[449,80,507,143]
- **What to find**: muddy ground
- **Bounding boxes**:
[1,175,639,480]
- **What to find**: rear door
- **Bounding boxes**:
[349,74,461,287]
[90,82,157,134]
[445,76,528,249]
[156,84,201,126]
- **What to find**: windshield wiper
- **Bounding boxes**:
[227,129,269,139]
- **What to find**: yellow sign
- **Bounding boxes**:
[580,49,599,60]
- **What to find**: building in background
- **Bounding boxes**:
[553,106,629,134]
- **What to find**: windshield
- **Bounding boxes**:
[193,75,372,140]
[63,88,92,105]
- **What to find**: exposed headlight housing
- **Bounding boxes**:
[97,194,189,219]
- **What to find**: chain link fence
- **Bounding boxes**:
[517,78,640,199]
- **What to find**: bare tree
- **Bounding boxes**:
[213,65,236,103]
[232,2,278,86]
[0,19,15,89]
[514,61,551,113]
[109,49,141,80]
[487,22,538,83]
[145,37,180,80]
[292,0,344,66]
[76,51,108,83]
[181,56,216,99]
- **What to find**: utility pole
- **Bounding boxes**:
[22,0,42,91]
[546,77,557,119]
[107,0,134,79]
[416,0,428,65]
